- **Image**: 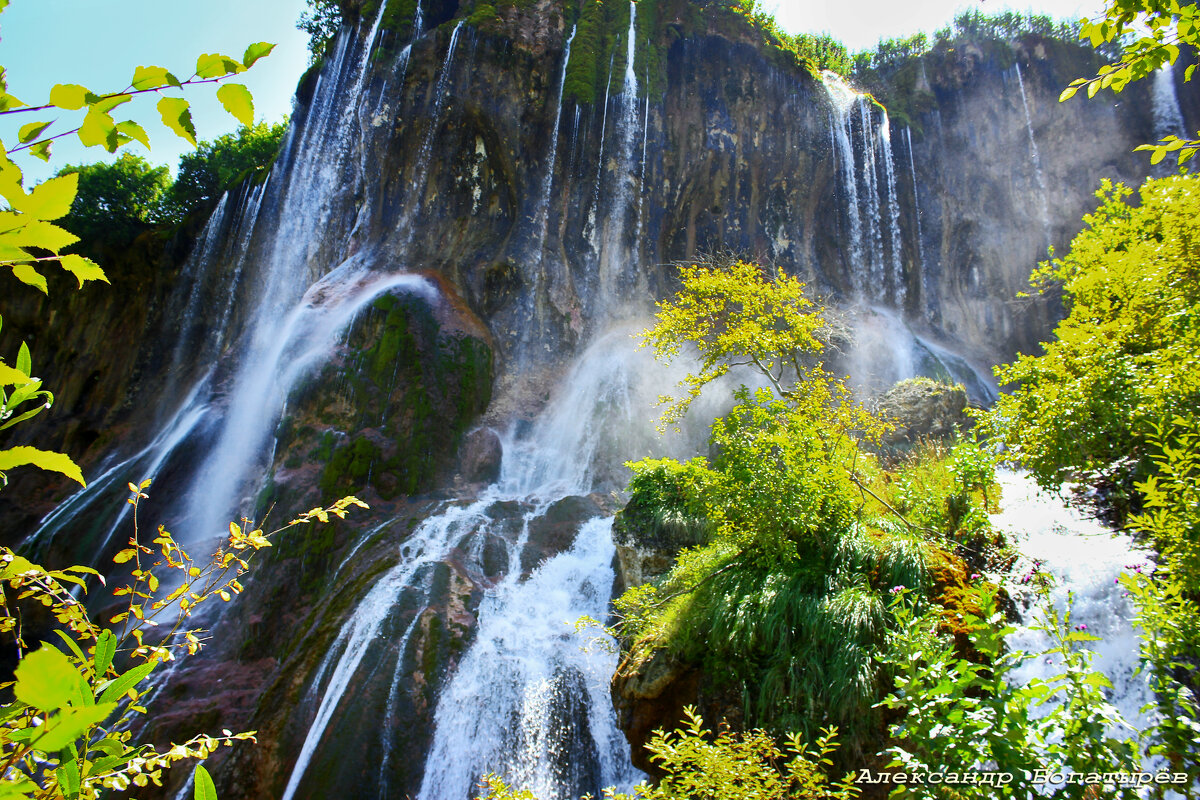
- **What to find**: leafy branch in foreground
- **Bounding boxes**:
[0,0,275,488]
[0,482,367,799]
[1059,0,1200,165]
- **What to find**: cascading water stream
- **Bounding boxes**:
[994,470,1177,790]
[279,331,714,800]
[532,25,577,264]
[903,126,931,313]
[1151,64,1187,175]
[596,0,642,306]
[1014,64,1052,247]
[822,72,906,307]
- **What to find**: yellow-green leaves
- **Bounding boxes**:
[242,42,276,69]
[14,644,85,710]
[196,53,244,79]
[16,120,50,144]
[10,172,77,220]
[0,446,85,485]
[157,96,197,146]
[48,83,90,110]
[216,83,254,127]
[194,765,217,800]
[640,257,832,426]
[130,65,181,91]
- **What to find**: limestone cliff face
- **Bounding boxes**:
[0,2,1193,797]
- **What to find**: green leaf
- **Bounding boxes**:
[48,84,90,111]
[90,94,131,115]
[0,446,86,486]
[56,756,81,800]
[115,120,150,150]
[9,263,46,293]
[58,254,108,288]
[10,220,80,253]
[16,341,30,375]
[216,83,254,127]
[77,107,117,151]
[19,172,78,221]
[195,53,243,79]
[14,644,86,711]
[97,660,156,705]
[242,42,276,69]
[51,630,88,672]
[0,362,32,385]
[28,141,52,162]
[1058,85,1078,102]
[157,96,196,146]
[130,65,180,91]
[0,779,37,799]
[17,121,52,144]
[194,765,217,800]
[30,704,116,752]
[93,630,116,677]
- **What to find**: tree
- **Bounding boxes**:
[298,0,343,63]
[55,154,171,255]
[981,175,1200,492]
[158,120,288,224]
[1060,0,1200,164]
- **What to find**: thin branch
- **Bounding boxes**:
[844,468,942,539]
[642,558,742,611]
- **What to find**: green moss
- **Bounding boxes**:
[320,436,381,497]
[468,1,499,26]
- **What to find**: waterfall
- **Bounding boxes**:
[904,126,930,314]
[278,330,707,799]
[879,116,905,306]
[587,49,617,244]
[403,19,467,241]
[822,72,906,307]
[1152,65,1187,175]
[533,25,577,263]
[1014,64,1052,247]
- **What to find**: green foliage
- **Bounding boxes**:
[159,121,288,223]
[879,584,1141,799]
[54,154,170,255]
[1121,569,1200,791]
[0,484,366,798]
[853,11,1080,76]
[478,706,859,799]
[874,437,998,544]
[981,175,1200,494]
[298,0,343,63]
[642,257,866,432]
[1060,0,1200,165]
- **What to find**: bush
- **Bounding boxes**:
[981,176,1200,498]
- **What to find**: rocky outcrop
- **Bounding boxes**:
[877,377,972,445]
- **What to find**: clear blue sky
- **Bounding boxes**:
[0,0,1104,184]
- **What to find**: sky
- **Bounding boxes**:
[0,0,1107,183]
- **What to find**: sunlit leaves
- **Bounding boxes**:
[194,765,217,800]
[16,121,50,144]
[156,96,197,146]
[242,42,276,69]
[0,446,85,485]
[130,65,181,91]
[216,83,254,126]
[195,53,244,79]
[1065,0,1200,164]
[48,83,89,110]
